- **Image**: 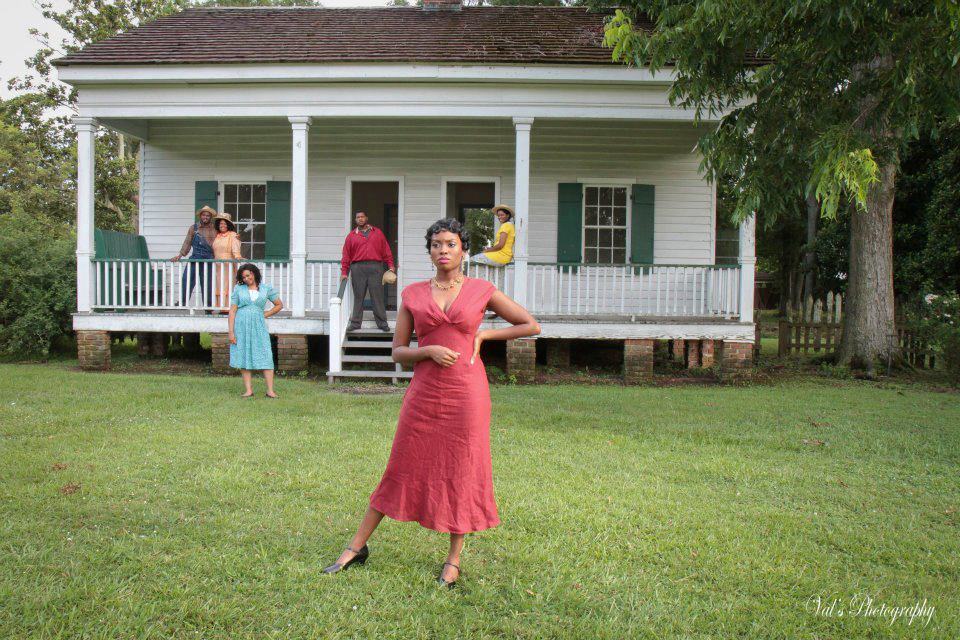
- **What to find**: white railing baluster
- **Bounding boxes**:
[123,262,130,307]
[655,267,661,315]
[530,265,537,314]
[699,268,705,316]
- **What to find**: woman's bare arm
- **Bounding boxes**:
[228,304,238,344]
[471,290,540,363]
[265,298,283,318]
[485,230,508,252]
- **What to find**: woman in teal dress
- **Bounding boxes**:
[228,263,283,398]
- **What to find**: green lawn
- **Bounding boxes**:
[1,364,958,639]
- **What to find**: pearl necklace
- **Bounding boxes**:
[432,274,463,290]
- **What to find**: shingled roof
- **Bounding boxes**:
[53,7,647,67]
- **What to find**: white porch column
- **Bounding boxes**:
[738,213,756,324]
[289,116,311,318]
[512,117,533,307]
[75,117,98,313]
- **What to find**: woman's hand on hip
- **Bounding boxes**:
[425,345,459,367]
[471,330,489,365]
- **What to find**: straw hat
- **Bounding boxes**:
[212,211,236,232]
[491,204,515,219]
[382,269,398,285]
[197,205,218,218]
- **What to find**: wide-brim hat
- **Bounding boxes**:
[212,212,236,232]
[491,204,515,218]
[382,270,398,285]
[197,205,218,218]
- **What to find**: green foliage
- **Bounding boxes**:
[813,122,960,298]
[906,294,960,383]
[0,210,76,358]
[0,96,74,224]
[603,2,960,225]
[0,96,78,356]
[807,131,879,218]
[817,362,853,380]
[464,208,495,255]
[892,122,960,296]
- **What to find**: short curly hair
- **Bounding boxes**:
[235,263,262,285]
[424,218,470,252]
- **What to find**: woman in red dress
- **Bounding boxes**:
[323,218,540,588]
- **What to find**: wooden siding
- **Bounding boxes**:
[140,118,715,287]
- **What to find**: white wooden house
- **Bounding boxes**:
[56,3,757,381]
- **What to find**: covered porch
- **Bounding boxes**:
[71,97,755,382]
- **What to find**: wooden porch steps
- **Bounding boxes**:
[326,321,415,384]
[341,354,395,363]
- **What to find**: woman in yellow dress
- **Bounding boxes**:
[470,204,515,266]
[212,213,244,311]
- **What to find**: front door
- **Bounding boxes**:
[349,181,399,310]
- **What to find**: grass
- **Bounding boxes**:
[1,363,958,639]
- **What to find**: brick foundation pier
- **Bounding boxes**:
[506,338,536,383]
[77,330,111,371]
[721,341,754,376]
[277,335,309,374]
[210,333,231,374]
[623,338,654,384]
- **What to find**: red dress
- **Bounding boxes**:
[369,276,500,534]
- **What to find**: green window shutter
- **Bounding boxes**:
[630,184,655,264]
[557,183,583,265]
[194,180,219,213]
[265,181,291,261]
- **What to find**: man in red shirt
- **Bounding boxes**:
[341,211,396,331]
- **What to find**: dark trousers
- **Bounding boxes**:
[349,261,387,327]
[180,261,213,307]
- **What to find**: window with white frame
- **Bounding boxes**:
[583,185,628,264]
[221,183,267,259]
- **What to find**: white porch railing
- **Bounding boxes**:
[305,260,343,312]
[91,259,291,312]
[89,258,740,319]
[466,262,742,319]
[327,274,354,374]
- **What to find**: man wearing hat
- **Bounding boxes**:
[470,204,516,266]
[340,211,396,332]
[171,205,217,307]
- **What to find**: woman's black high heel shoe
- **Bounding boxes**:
[437,561,460,589]
[322,544,369,574]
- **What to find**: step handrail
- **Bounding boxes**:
[328,274,353,374]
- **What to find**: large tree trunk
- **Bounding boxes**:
[837,160,898,374]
